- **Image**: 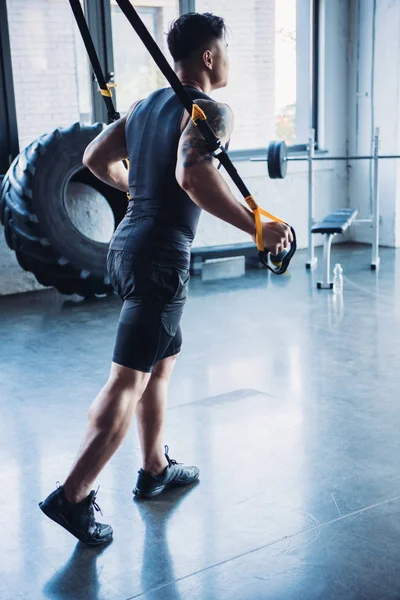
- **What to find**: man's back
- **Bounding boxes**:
[109,85,211,268]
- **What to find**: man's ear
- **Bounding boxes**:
[203,49,213,70]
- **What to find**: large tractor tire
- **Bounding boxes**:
[0,122,127,296]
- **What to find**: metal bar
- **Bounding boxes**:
[288,154,400,162]
[319,233,334,288]
[376,155,400,159]
[253,153,400,164]
[371,128,380,270]
[290,155,373,161]
[312,0,319,144]
[308,0,314,138]
[306,129,317,269]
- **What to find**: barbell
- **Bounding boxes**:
[264,140,400,180]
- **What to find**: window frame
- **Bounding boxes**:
[0,0,19,175]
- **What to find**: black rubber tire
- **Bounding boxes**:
[0,122,127,296]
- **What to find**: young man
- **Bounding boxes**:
[39,12,292,546]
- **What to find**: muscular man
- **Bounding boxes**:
[39,12,292,545]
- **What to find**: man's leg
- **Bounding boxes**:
[133,332,200,499]
[39,362,151,545]
[135,353,179,476]
[64,362,151,503]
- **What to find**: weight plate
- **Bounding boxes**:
[267,140,288,179]
[279,141,288,179]
[267,141,278,178]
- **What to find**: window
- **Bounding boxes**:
[2,0,315,162]
[275,0,297,144]
[195,0,312,150]
[110,0,179,115]
[6,0,92,149]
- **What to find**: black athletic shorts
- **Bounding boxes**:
[107,249,190,372]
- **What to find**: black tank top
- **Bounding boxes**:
[109,85,212,269]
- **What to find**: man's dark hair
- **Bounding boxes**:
[167,12,227,63]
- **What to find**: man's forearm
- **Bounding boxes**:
[85,160,129,193]
[180,164,255,236]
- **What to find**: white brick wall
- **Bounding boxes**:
[7,0,82,149]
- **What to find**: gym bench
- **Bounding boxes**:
[311,208,358,289]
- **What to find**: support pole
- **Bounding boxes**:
[306,129,317,269]
[317,234,334,289]
[371,127,380,270]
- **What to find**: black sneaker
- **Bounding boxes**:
[133,446,200,499]
[39,485,113,546]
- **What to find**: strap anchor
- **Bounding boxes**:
[100,82,117,98]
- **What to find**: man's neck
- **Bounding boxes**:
[176,71,212,96]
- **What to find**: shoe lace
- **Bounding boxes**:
[164,445,181,467]
[88,486,103,528]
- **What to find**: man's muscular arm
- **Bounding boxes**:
[83,117,129,192]
[83,101,140,192]
[176,99,292,254]
[176,99,255,235]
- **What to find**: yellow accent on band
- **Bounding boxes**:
[100,82,117,98]
[244,195,258,212]
[254,209,264,251]
[244,195,287,252]
[191,103,207,124]
[257,206,286,224]
[243,196,263,251]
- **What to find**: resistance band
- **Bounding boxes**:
[68,0,120,124]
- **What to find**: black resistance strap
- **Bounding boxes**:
[69,0,120,124]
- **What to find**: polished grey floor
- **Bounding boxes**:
[1,243,400,600]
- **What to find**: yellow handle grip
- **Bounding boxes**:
[244,195,287,252]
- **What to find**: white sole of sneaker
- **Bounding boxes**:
[133,475,200,499]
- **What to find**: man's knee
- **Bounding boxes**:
[88,370,148,429]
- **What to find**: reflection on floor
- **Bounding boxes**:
[1,243,400,600]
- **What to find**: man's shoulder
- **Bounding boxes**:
[193,98,234,120]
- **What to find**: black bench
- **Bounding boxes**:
[311,208,358,289]
[190,242,259,274]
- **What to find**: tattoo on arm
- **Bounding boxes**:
[180,102,234,168]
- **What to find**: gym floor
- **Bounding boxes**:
[1,243,400,600]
